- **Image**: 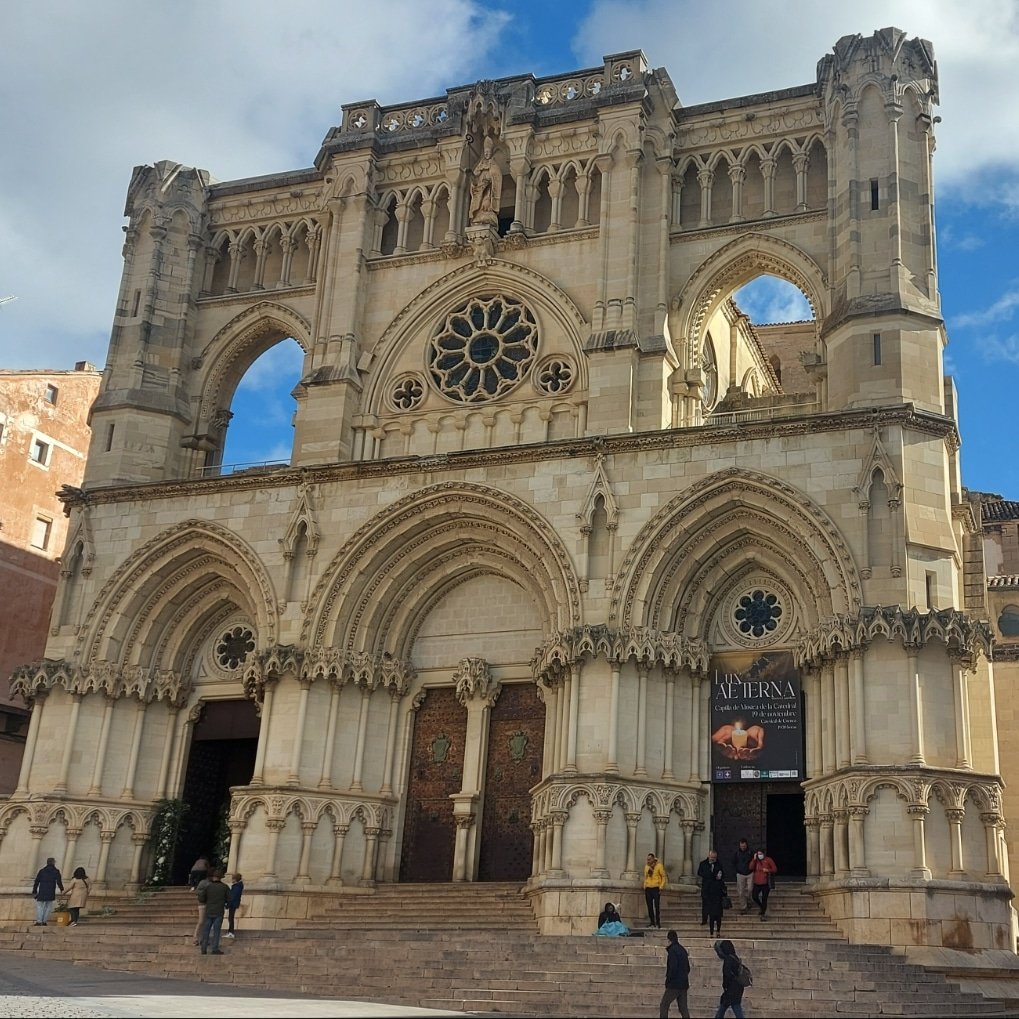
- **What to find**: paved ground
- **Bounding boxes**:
[0,953,467,1018]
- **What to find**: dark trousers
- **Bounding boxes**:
[227,906,237,933]
[200,914,223,952]
[752,882,771,914]
[68,907,81,924]
[660,987,690,1018]
[645,887,661,926]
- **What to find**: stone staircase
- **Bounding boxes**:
[2,882,1018,1016]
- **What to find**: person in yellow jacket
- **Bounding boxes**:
[643,852,667,928]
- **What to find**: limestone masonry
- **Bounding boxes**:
[4,27,1018,951]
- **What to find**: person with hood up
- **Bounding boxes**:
[659,929,691,1018]
[713,939,747,1018]
[594,901,629,937]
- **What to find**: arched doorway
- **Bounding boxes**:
[176,699,259,883]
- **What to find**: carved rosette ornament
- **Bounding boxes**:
[453,657,500,706]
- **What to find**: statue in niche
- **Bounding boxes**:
[468,135,502,227]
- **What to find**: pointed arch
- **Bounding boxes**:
[611,468,861,634]
[76,519,279,669]
[303,481,582,653]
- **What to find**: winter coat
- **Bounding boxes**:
[66,878,90,909]
[720,952,746,1005]
[32,864,63,902]
[664,940,691,990]
[732,846,754,876]
[227,880,244,910]
[697,858,725,899]
[643,860,667,889]
[197,879,229,918]
[750,855,777,885]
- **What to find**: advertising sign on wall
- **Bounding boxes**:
[709,650,803,783]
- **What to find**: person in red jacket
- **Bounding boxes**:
[749,848,777,921]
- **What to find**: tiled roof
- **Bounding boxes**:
[988,576,1019,589]
[982,499,1019,522]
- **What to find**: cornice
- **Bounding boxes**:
[67,404,958,510]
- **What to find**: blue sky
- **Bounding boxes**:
[2,1,1017,494]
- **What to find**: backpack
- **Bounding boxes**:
[736,961,753,987]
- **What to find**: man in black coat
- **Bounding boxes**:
[696,849,725,925]
[659,929,691,1018]
[31,857,64,926]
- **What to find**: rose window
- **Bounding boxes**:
[428,296,538,403]
[391,373,425,411]
[734,590,783,638]
[216,626,255,670]
[535,356,575,395]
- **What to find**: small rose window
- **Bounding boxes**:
[216,626,255,670]
[734,590,783,638]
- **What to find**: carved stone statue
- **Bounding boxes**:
[468,135,502,227]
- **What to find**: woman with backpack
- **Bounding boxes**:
[713,939,749,1019]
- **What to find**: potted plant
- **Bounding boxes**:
[51,900,72,927]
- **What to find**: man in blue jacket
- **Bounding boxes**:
[32,858,64,926]
[659,929,691,1018]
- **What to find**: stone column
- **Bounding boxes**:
[805,818,820,879]
[850,652,868,764]
[908,804,931,879]
[833,810,850,876]
[760,158,776,216]
[121,698,148,799]
[350,685,373,792]
[94,830,115,888]
[251,679,276,785]
[792,152,810,211]
[16,691,48,794]
[689,676,700,782]
[807,670,822,779]
[226,821,245,876]
[548,811,567,875]
[946,808,965,877]
[542,818,554,873]
[952,661,973,769]
[128,834,147,888]
[380,687,403,796]
[565,661,581,774]
[727,164,746,222]
[328,824,349,886]
[556,681,569,772]
[452,814,476,882]
[819,814,834,878]
[697,168,713,228]
[906,647,926,765]
[623,812,640,879]
[680,820,697,877]
[835,658,851,770]
[634,665,648,776]
[61,827,82,878]
[592,809,612,878]
[699,676,711,782]
[820,664,835,775]
[661,669,676,780]
[155,704,179,799]
[317,679,341,789]
[288,679,312,785]
[848,807,869,876]
[27,826,47,883]
[55,694,83,795]
[295,821,317,884]
[88,695,116,797]
[653,814,669,863]
[361,826,380,884]
[982,813,1003,877]
[606,664,621,774]
[530,822,543,878]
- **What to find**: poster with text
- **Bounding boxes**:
[709,651,802,783]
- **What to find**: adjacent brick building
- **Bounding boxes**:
[0,364,101,791]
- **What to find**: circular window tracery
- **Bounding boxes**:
[534,355,576,396]
[716,577,793,649]
[216,626,255,671]
[390,373,425,411]
[734,589,783,638]
[428,296,538,404]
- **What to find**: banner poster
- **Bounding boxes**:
[709,650,803,783]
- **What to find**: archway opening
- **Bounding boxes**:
[220,338,303,470]
[176,699,259,883]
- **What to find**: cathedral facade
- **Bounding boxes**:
[4,28,1014,949]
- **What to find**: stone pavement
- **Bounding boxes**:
[0,952,468,1018]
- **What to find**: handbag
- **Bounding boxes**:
[723,895,733,910]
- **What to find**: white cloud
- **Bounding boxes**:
[977,334,1019,365]
[952,287,1019,328]
[574,0,1019,195]
[734,278,812,324]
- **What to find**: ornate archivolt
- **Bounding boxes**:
[669,232,827,368]
[362,259,589,417]
[76,519,279,668]
[303,481,581,651]
[532,625,709,684]
[797,606,993,670]
[611,468,861,632]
